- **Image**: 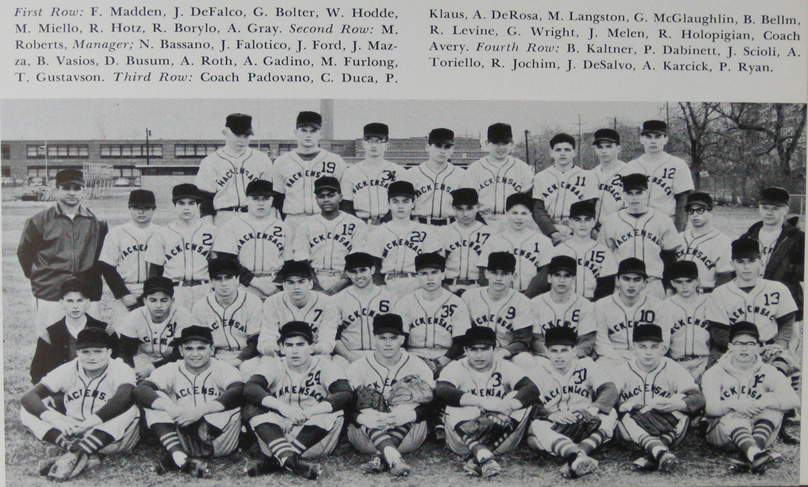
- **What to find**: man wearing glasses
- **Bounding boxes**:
[676,192,734,294]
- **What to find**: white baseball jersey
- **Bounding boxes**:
[702,357,795,414]
[192,290,263,358]
[589,161,627,223]
[706,279,798,343]
[599,209,684,280]
[273,149,347,216]
[394,289,471,358]
[614,357,698,409]
[531,293,596,350]
[195,147,274,210]
[41,358,135,421]
[478,230,554,291]
[341,159,401,219]
[662,294,710,359]
[99,222,158,288]
[625,154,695,218]
[347,351,435,399]
[552,239,617,299]
[462,287,533,349]
[594,294,668,363]
[148,358,242,407]
[532,166,597,223]
[439,357,528,400]
[361,221,443,275]
[442,222,492,281]
[117,306,195,362]
[212,214,292,275]
[250,355,346,409]
[400,162,470,219]
[524,356,608,412]
[465,156,533,216]
[145,221,216,282]
[677,228,733,289]
[335,285,397,351]
[293,213,368,272]
[259,291,339,356]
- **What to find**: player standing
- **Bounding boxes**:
[677,192,734,293]
[588,128,627,225]
[662,261,710,382]
[441,188,491,295]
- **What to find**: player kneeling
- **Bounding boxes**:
[20,328,140,481]
[134,326,243,477]
[524,327,618,478]
[244,321,353,480]
[436,327,539,478]
[614,324,705,473]
[702,322,800,473]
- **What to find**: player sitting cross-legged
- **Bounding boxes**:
[244,321,353,480]
[134,326,243,478]
[436,326,539,478]
[523,326,619,479]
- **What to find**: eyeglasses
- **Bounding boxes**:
[685,207,711,215]
[731,341,758,348]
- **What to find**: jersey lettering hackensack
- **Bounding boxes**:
[336,286,397,351]
[117,306,195,362]
[212,214,292,275]
[442,222,492,281]
[462,287,533,349]
[251,355,346,409]
[590,161,627,223]
[400,163,471,219]
[394,289,471,359]
[702,358,794,410]
[145,221,216,282]
[293,213,368,272]
[192,290,263,358]
[341,160,401,220]
[259,291,339,356]
[531,293,596,352]
[148,358,242,407]
[99,223,158,287]
[439,357,527,399]
[361,221,443,275]
[523,356,608,412]
[706,279,798,343]
[625,154,695,218]
[273,150,347,216]
[478,230,554,291]
[613,358,698,409]
[532,166,597,223]
[677,228,734,289]
[465,156,534,216]
[662,294,710,359]
[551,239,616,299]
[347,351,435,400]
[594,294,668,363]
[41,358,136,421]
[195,147,274,210]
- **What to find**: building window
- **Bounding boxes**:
[1,145,9,160]
[175,144,221,158]
[26,144,89,159]
[100,144,163,158]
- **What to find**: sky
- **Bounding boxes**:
[1,99,670,141]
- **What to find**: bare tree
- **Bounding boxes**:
[675,102,725,189]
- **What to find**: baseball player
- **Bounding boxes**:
[134,326,243,477]
[20,328,140,480]
[553,200,617,300]
[191,258,263,369]
[625,120,695,231]
[599,173,684,299]
[258,260,339,358]
[478,193,554,294]
[244,321,353,480]
[98,189,158,326]
[195,113,274,225]
[436,326,539,478]
[594,258,668,370]
[523,327,618,479]
[532,133,597,244]
[662,261,711,382]
[399,128,471,225]
[115,276,195,382]
[613,324,705,472]
[441,188,492,295]
[341,123,401,225]
[677,192,734,293]
[347,314,436,477]
[588,128,627,225]
[293,176,368,294]
[273,111,347,231]
[464,123,533,230]
[145,184,216,312]
[212,179,292,299]
[463,252,534,359]
[702,322,800,472]
[333,252,398,365]
[360,181,443,296]
[393,253,471,375]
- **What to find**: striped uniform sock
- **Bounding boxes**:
[292,426,328,454]
[550,437,581,460]
[752,419,776,449]
[254,424,295,463]
[362,426,396,452]
[729,426,759,459]
[638,433,668,461]
[73,430,114,454]
[579,430,606,455]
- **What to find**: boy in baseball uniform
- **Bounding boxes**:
[702,322,799,472]
[347,314,436,477]
[465,123,533,230]
[195,113,274,225]
[613,324,705,472]
[625,120,694,231]
[99,189,158,326]
[589,129,627,225]
[532,133,597,244]
[293,176,368,294]
[442,188,491,295]
[273,111,347,231]
[146,184,216,312]
[437,326,538,478]
[662,261,710,382]
[677,192,734,293]
[135,326,243,477]
[244,321,353,480]
[523,327,618,479]
[21,328,140,480]
[212,179,292,300]
[341,123,401,225]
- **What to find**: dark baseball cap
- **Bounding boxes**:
[550,133,576,149]
[373,314,406,336]
[177,325,213,345]
[731,238,760,260]
[487,123,513,144]
[142,276,175,297]
[428,128,454,145]
[128,189,156,208]
[296,111,322,129]
[388,181,416,199]
[462,326,497,347]
[55,169,84,187]
[729,321,760,342]
[668,261,698,280]
[633,324,663,343]
[77,328,112,349]
[592,129,620,145]
[279,321,314,344]
[545,327,577,347]
[569,200,596,219]
[314,176,341,194]
[364,123,389,140]
[621,173,649,192]
[487,252,516,273]
[415,252,446,271]
[617,258,647,278]
[506,192,533,211]
[686,192,713,209]
[548,255,577,276]
[278,260,313,280]
[172,183,200,203]
[641,120,667,135]
[246,179,274,196]
[60,278,88,298]
[759,187,789,207]
[208,257,241,278]
[226,113,254,136]
[451,188,479,207]
[344,252,376,271]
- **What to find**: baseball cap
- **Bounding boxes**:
[388,181,416,199]
[279,321,314,344]
[415,252,446,271]
[60,278,88,298]
[428,128,454,145]
[314,176,341,194]
[592,129,620,145]
[487,252,516,273]
[759,187,789,207]
[344,252,376,271]
[548,255,577,276]
[728,321,760,342]
[731,238,760,260]
[616,258,647,278]
[621,173,649,192]
[373,314,406,336]
[246,179,274,197]
[364,123,389,140]
[296,111,322,129]
[177,325,213,345]
[55,169,84,187]
[487,123,513,144]
[278,260,313,280]
[641,120,667,135]
[633,324,663,343]
[142,276,175,297]
[462,326,497,347]
[451,188,479,207]
[77,328,112,349]
[225,113,254,136]
[208,257,241,278]
[685,192,713,209]
[172,183,200,203]
[550,133,576,149]
[668,261,699,280]
[506,192,533,211]
[569,200,596,219]
[545,327,577,347]
[128,189,156,208]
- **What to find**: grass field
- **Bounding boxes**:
[2,190,802,486]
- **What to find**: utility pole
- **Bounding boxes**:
[524,130,530,166]
[577,114,583,166]
[145,128,151,165]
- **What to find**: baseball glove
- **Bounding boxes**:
[388,375,434,406]
[551,410,602,443]
[456,412,514,445]
[630,408,679,437]
[47,451,89,481]
[356,385,388,412]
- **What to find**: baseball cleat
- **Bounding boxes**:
[246,457,281,477]
[463,458,482,477]
[152,452,177,475]
[47,451,88,481]
[360,454,387,474]
[750,450,782,473]
[284,455,320,480]
[480,458,502,478]
[632,454,656,471]
[181,458,208,478]
[570,451,599,478]
[657,452,679,473]
[389,457,412,477]
[38,457,61,476]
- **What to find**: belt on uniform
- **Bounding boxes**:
[698,287,714,294]
[445,278,478,286]
[315,269,343,277]
[173,279,210,287]
[218,206,248,213]
[385,272,417,279]
[417,217,452,226]
[674,355,706,362]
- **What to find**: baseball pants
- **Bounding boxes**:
[444,405,532,455]
[251,411,343,459]
[527,409,617,454]
[144,406,241,457]
[705,410,783,450]
[348,420,428,455]
[21,405,140,455]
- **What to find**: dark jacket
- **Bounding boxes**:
[740,217,804,320]
[30,314,112,384]
[17,204,108,301]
